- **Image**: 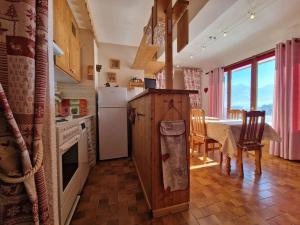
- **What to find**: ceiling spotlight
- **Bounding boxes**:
[223,32,227,37]
[190,55,194,59]
[176,65,180,68]
[201,46,206,50]
[250,12,255,19]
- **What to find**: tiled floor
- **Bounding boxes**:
[71,151,300,225]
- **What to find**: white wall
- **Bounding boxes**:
[97,43,144,87]
[173,69,185,89]
[201,74,209,113]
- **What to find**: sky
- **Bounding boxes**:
[230,58,275,88]
[224,58,275,110]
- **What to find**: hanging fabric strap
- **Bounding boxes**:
[161,99,183,121]
[0,146,43,183]
[0,83,43,184]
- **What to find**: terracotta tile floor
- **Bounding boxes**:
[71,151,300,225]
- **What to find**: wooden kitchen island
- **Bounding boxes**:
[128,88,197,217]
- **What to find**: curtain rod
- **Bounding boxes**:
[279,38,300,45]
[223,48,275,71]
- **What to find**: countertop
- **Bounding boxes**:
[128,88,198,102]
[56,114,94,127]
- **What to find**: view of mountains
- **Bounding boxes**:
[231,84,274,109]
[231,84,274,115]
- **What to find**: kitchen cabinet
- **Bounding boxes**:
[54,0,81,82]
[69,32,81,81]
[128,89,197,217]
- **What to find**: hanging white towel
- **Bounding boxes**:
[160,120,188,192]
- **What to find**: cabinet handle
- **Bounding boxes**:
[137,112,145,117]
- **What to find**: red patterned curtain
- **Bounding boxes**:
[0,1,49,225]
[183,67,202,109]
[208,68,224,118]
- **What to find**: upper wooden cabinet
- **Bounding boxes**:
[70,33,81,81]
[54,0,81,82]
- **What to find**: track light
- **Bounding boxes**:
[250,12,255,19]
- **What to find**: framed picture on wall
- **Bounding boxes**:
[106,72,117,83]
[87,65,94,80]
[109,59,120,69]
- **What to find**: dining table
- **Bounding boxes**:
[205,119,281,175]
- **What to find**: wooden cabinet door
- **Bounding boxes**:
[69,33,81,81]
[54,0,70,73]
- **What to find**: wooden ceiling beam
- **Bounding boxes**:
[172,0,189,25]
[156,0,171,22]
[144,61,165,75]
[132,35,158,69]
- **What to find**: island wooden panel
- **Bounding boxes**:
[130,95,152,209]
[152,93,190,215]
[129,89,196,217]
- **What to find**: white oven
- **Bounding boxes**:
[78,120,89,191]
[57,121,81,225]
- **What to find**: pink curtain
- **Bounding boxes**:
[156,69,166,89]
[208,68,224,118]
[0,0,49,224]
[270,38,300,160]
[183,68,202,108]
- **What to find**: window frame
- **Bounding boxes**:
[224,50,275,117]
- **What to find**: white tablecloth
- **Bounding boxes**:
[206,120,281,157]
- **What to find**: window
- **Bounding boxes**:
[257,57,275,124]
[231,64,251,111]
[223,72,228,118]
[224,50,275,124]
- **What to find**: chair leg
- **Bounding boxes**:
[191,139,194,157]
[255,150,262,175]
[237,148,244,178]
[226,155,231,175]
[203,141,208,163]
[219,151,223,168]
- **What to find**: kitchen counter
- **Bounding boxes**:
[55,114,95,127]
[128,88,198,102]
[128,89,197,217]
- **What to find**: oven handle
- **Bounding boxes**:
[59,135,80,155]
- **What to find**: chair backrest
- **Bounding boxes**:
[229,109,243,120]
[239,111,266,144]
[191,109,207,136]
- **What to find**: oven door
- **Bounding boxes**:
[58,135,80,225]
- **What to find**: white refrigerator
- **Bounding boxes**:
[98,87,128,160]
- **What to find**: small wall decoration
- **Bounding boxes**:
[204,87,208,93]
[109,59,120,69]
[87,65,94,80]
[107,72,117,83]
[96,64,102,72]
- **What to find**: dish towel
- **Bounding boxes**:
[160,120,188,192]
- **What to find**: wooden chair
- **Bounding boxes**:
[190,109,222,164]
[237,111,266,177]
[228,109,243,120]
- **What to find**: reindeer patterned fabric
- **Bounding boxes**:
[0,0,49,224]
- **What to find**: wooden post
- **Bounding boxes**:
[165,1,173,89]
